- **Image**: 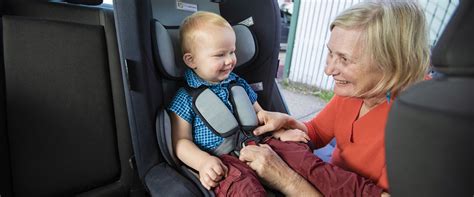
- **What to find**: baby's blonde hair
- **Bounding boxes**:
[330,1,430,97]
[180,11,232,54]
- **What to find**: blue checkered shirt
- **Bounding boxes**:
[168,69,258,152]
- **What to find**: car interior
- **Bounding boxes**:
[0,0,472,196]
[385,0,473,196]
[2,0,143,196]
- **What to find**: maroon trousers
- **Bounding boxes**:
[214,138,383,197]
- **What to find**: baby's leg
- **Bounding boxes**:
[266,139,383,197]
[214,154,266,197]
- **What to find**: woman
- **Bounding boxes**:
[239,1,430,196]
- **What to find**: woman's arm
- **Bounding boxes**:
[239,144,386,197]
[253,102,263,113]
[252,110,307,136]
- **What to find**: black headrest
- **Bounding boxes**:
[152,21,257,79]
[386,79,474,196]
[64,0,103,6]
[431,0,474,76]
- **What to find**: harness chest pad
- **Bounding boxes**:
[189,84,262,156]
[193,88,240,137]
[229,85,258,132]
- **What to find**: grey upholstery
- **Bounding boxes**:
[1,1,141,196]
[386,1,474,196]
[195,89,240,137]
[152,21,257,79]
[152,21,186,79]
[233,25,257,69]
[230,85,258,129]
[4,16,119,196]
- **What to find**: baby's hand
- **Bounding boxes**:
[198,155,228,190]
[272,129,310,143]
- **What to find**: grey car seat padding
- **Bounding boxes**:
[190,85,259,156]
[157,81,259,166]
[230,85,259,131]
[152,21,257,79]
[193,88,240,138]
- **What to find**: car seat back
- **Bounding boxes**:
[0,1,12,196]
[1,0,142,196]
[386,0,474,196]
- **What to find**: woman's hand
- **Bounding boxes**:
[238,144,287,188]
[239,144,321,196]
[253,110,299,136]
[197,155,228,190]
[272,129,310,143]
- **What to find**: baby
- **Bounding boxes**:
[167,11,309,196]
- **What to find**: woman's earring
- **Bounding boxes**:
[386,91,391,103]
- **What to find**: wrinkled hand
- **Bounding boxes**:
[198,156,228,190]
[239,144,322,196]
[238,144,292,191]
[253,110,291,136]
[272,129,310,143]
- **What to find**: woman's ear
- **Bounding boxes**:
[183,53,196,69]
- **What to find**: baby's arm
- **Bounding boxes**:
[170,112,228,190]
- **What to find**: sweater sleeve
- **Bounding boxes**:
[304,95,341,148]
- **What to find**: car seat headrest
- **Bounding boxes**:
[64,0,103,5]
[153,21,257,79]
[431,0,474,76]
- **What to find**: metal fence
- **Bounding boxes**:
[284,0,459,91]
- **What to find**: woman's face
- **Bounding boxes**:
[325,26,383,98]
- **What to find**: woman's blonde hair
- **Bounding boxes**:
[330,0,430,98]
[180,11,232,54]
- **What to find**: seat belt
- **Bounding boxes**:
[185,84,264,156]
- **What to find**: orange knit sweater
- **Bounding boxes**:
[305,95,391,190]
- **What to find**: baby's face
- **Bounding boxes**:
[188,25,237,83]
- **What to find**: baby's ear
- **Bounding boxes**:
[183,53,195,69]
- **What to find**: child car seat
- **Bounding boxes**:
[153,20,259,196]
[113,0,283,195]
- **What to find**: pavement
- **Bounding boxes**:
[277,83,327,122]
[277,49,327,122]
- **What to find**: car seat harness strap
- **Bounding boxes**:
[185,83,265,156]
